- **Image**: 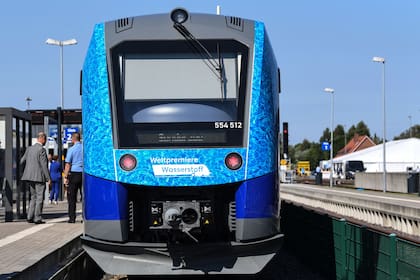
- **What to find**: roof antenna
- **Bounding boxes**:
[216,5,221,15]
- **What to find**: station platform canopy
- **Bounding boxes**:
[27,109,81,125]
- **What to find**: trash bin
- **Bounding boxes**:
[407,172,419,193]
[315,172,323,185]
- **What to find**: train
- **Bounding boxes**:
[81,8,282,275]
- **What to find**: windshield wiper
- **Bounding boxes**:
[173,22,227,99]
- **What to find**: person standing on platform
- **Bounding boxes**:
[63,132,83,223]
[20,132,51,224]
[49,155,61,204]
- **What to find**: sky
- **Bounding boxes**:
[1,1,419,144]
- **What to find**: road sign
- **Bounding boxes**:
[49,128,58,139]
[321,141,330,151]
[64,127,79,142]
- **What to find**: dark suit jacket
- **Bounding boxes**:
[20,142,51,183]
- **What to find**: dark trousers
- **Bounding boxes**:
[67,172,82,222]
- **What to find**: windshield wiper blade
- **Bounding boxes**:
[173,22,226,99]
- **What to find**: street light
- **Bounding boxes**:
[45,38,77,109]
[408,115,412,138]
[46,38,77,202]
[25,96,32,110]
[372,56,386,192]
[324,87,334,188]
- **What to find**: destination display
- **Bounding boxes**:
[137,131,227,145]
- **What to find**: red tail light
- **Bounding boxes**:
[119,154,137,171]
[225,153,242,170]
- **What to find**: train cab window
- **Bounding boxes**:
[111,40,248,148]
[124,52,240,123]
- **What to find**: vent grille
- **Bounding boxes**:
[128,200,134,232]
[226,16,244,32]
[115,17,134,33]
[228,201,236,232]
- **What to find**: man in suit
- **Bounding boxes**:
[20,132,51,224]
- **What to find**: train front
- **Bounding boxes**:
[81,9,282,275]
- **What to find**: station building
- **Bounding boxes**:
[0,107,81,222]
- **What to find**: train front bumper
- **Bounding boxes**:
[81,233,283,275]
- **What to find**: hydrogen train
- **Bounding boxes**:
[81,8,282,275]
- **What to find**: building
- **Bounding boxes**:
[0,108,32,221]
[336,134,376,157]
[334,138,420,173]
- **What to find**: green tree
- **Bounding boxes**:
[334,125,345,156]
[394,124,420,140]
[372,133,381,144]
[292,139,324,171]
[319,128,331,160]
[347,125,356,140]
[293,139,312,162]
[291,121,375,171]
[346,121,370,143]
[355,121,370,137]
[319,128,331,143]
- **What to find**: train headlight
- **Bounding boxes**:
[170,8,189,24]
[225,152,243,170]
[119,154,137,171]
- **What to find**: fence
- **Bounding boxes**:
[334,218,419,280]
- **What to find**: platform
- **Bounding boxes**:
[280,183,420,241]
[0,201,83,279]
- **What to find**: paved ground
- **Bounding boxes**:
[0,201,83,279]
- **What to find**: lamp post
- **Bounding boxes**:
[45,38,77,109]
[25,96,32,110]
[46,38,77,201]
[344,124,347,154]
[408,115,412,138]
[324,87,334,188]
[372,56,386,192]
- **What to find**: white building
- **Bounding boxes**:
[333,138,420,173]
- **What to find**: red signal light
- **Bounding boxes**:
[225,153,243,170]
[119,154,137,171]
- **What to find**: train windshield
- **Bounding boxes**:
[111,40,248,148]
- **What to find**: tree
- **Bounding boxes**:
[291,121,376,171]
[293,139,312,162]
[319,128,331,160]
[334,125,345,156]
[347,125,357,140]
[293,140,324,171]
[372,133,381,144]
[318,125,345,158]
[394,125,420,140]
[355,121,370,137]
[346,121,370,143]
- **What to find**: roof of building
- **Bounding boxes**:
[336,134,376,157]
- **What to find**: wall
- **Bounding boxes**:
[355,172,417,193]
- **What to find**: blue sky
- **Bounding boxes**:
[1,1,419,144]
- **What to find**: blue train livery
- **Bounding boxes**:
[81,9,282,275]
